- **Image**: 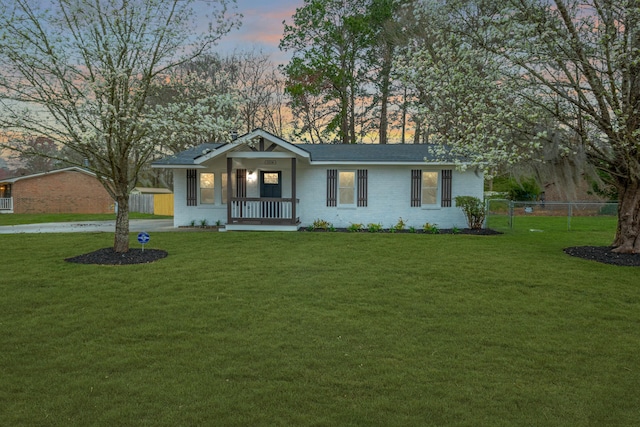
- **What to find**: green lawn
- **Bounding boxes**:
[1,224,639,426]
[0,213,172,226]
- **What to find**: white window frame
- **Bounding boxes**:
[338,170,356,206]
[421,171,439,207]
[200,172,215,205]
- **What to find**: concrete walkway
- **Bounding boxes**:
[0,219,176,234]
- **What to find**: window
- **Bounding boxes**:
[422,171,438,205]
[339,171,355,205]
[200,173,214,204]
[411,169,453,207]
[221,173,228,204]
[327,169,367,207]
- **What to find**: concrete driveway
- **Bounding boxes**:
[0,219,176,234]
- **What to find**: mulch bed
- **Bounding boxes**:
[65,248,168,265]
[300,228,503,235]
[563,246,640,267]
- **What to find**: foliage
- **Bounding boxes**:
[507,178,541,202]
[398,0,640,253]
[312,218,333,230]
[367,222,384,232]
[280,0,404,144]
[423,222,439,234]
[0,0,240,252]
[348,222,363,232]
[393,217,406,231]
[455,196,486,230]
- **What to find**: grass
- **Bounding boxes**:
[1,220,639,426]
[0,212,172,226]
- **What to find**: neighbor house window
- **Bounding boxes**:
[200,172,214,204]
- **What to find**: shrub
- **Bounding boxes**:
[507,178,540,201]
[408,226,416,233]
[423,222,439,234]
[393,217,406,231]
[348,223,363,232]
[312,218,332,230]
[200,219,208,227]
[455,196,486,230]
[367,222,383,233]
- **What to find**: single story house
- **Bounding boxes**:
[152,129,484,231]
[0,167,115,214]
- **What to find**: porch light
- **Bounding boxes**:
[247,170,257,182]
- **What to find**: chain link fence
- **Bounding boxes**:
[485,199,618,232]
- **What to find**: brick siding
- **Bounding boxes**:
[12,170,115,214]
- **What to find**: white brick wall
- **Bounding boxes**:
[172,162,484,229]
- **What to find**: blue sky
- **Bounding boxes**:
[212,0,304,62]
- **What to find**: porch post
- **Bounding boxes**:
[291,157,297,224]
[227,157,232,224]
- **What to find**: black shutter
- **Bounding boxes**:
[441,169,452,207]
[357,169,368,207]
[411,169,421,207]
[327,169,337,206]
[186,169,197,206]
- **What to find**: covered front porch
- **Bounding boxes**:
[223,150,301,231]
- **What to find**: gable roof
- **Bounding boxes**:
[0,166,99,184]
[152,128,465,168]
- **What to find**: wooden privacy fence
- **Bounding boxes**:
[129,193,174,216]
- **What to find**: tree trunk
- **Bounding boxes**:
[612,179,640,254]
[114,195,130,253]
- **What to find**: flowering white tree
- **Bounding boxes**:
[0,0,240,252]
[399,0,640,253]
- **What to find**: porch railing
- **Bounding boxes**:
[0,197,12,210]
[230,198,299,224]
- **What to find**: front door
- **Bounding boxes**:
[260,171,282,218]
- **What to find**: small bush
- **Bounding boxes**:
[393,217,406,231]
[200,219,208,227]
[507,178,540,201]
[408,226,416,233]
[423,222,439,234]
[367,222,383,233]
[312,218,332,230]
[348,223,363,232]
[455,196,486,230]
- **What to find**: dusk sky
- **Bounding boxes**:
[212,0,304,62]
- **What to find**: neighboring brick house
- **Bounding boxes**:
[0,167,115,214]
